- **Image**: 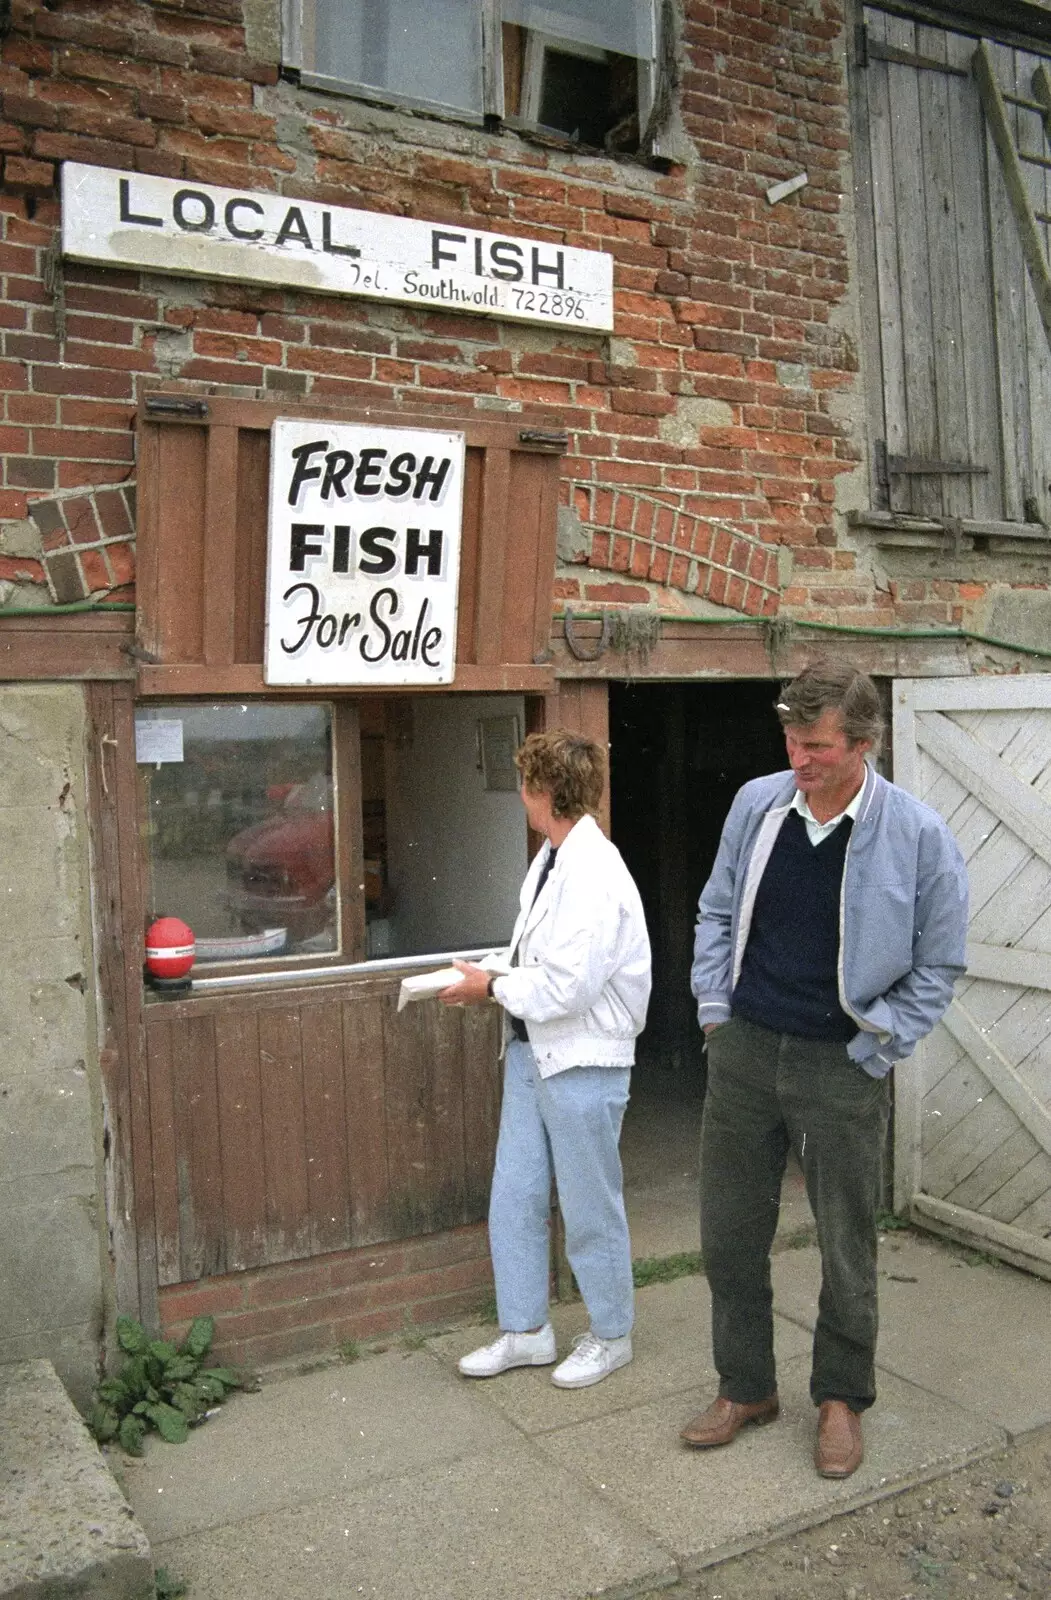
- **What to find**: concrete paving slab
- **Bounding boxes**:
[0,1359,153,1600]
[146,1444,678,1600]
[123,1348,514,1543]
[626,1174,700,1263]
[428,1274,812,1436]
[539,1352,1006,1572]
[626,1165,816,1264]
[770,1231,1051,1436]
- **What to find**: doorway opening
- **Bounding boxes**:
[608,678,805,1261]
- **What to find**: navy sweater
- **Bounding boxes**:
[731,809,856,1040]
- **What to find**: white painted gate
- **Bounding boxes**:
[892,675,1051,1281]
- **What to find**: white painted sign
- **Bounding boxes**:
[60,162,614,332]
[265,419,465,687]
[134,717,184,764]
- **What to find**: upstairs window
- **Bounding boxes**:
[284,0,659,153]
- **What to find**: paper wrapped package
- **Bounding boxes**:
[397,952,510,1012]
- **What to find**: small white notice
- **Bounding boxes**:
[765,172,808,206]
[134,717,184,764]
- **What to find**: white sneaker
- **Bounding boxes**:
[458,1324,557,1378]
[551,1331,633,1389]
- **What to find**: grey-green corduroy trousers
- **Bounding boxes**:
[701,1015,891,1412]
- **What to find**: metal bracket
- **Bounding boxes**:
[144,395,209,419]
[518,429,568,452]
[563,609,612,662]
[886,453,989,476]
[940,516,966,556]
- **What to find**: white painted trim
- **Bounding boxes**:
[916,712,1051,869]
[894,1039,924,1213]
[896,674,1051,712]
[967,941,1051,991]
[891,678,919,792]
[911,1192,1051,1277]
[283,0,303,68]
[941,999,1051,1159]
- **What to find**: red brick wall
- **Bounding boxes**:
[159,1222,494,1369]
[6,2,1032,1380]
[0,0,989,627]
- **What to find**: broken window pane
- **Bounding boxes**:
[293,1,656,150]
[501,0,654,62]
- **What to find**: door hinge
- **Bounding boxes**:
[876,441,988,479]
[855,24,868,69]
[856,25,967,77]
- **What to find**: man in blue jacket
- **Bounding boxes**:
[683,660,968,1478]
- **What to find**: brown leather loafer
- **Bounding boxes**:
[815,1400,863,1478]
[680,1393,779,1448]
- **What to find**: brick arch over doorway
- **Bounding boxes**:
[558,485,782,616]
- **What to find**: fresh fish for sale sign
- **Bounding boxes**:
[265,419,464,686]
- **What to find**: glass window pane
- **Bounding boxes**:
[366,695,528,961]
[313,0,483,113]
[501,0,654,60]
[137,703,338,967]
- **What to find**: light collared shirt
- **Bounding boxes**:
[790,780,865,846]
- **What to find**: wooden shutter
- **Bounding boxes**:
[893,675,1051,1281]
[135,395,563,696]
[856,10,1051,530]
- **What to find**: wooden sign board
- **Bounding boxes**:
[61,162,615,332]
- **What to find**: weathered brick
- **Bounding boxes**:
[45,547,84,601]
[6,456,55,489]
[105,541,135,585]
[0,552,44,583]
[33,130,135,168]
[1,94,60,130]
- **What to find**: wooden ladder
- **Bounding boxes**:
[973,38,1051,350]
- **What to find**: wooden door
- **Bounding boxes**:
[893,674,1051,1280]
[142,978,502,1286]
[855,9,1051,529]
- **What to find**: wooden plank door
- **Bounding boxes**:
[143,980,502,1285]
[893,675,1051,1280]
[855,9,1051,528]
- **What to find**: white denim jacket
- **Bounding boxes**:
[491,813,652,1078]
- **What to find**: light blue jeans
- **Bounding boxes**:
[489,1039,634,1339]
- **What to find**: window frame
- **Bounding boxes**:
[282,0,657,149]
[138,692,535,993]
[138,697,364,986]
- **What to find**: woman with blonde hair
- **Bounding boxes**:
[443,730,651,1389]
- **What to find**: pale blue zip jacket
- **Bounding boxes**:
[691,764,968,1077]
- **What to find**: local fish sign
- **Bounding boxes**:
[265,419,465,687]
[60,162,615,332]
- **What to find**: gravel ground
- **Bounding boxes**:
[637,1423,1051,1600]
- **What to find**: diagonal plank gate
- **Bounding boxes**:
[893,675,1051,1281]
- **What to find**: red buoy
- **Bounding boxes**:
[145,916,195,980]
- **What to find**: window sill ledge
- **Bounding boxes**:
[291,70,663,170]
[849,510,1051,549]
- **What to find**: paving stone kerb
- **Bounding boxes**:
[0,1360,153,1600]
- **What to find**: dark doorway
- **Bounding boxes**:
[610,678,787,1066]
[610,679,791,1260]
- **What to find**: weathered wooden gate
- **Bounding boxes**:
[853,8,1051,532]
[893,674,1051,1280]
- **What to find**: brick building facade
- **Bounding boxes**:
[3,0,1051,1397]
